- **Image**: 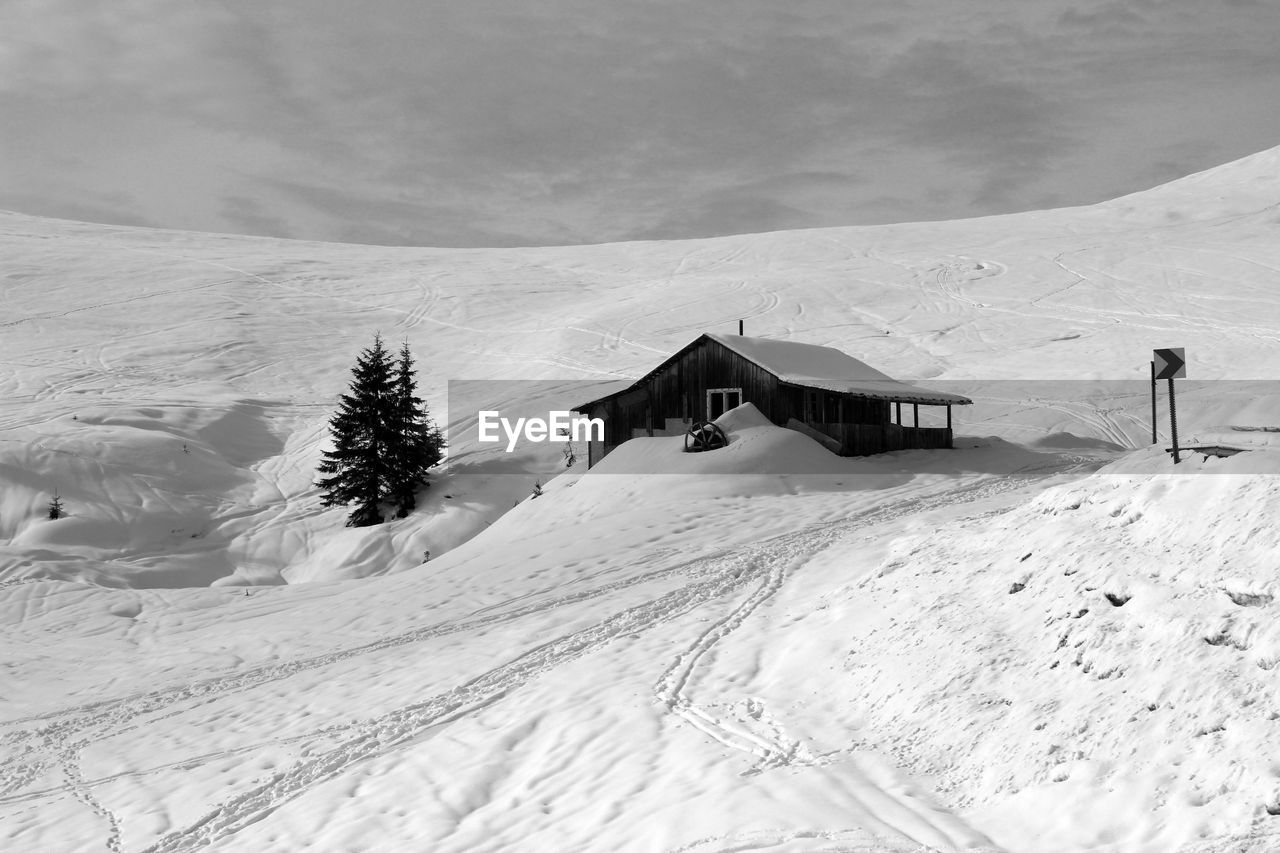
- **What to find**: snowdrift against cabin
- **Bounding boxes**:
[582,401,865,477]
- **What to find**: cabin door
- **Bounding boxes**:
[706,388,742,420]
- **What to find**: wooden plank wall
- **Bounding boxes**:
[810,422,953,455]
[779,386,889,426]
[648,338,781,424]
[902,426,952,450]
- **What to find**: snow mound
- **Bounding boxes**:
[1184,425,1280,454]
[584,402,864,478]
[711,400,775,432]
[0,402,276,586]
[837,445,1280,850]
[1028,431,1127,451]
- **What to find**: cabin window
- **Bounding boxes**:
[707,388,742,420]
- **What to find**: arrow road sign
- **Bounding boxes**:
[1153,347,1186,380]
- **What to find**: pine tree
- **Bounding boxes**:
[47,490,64,519]
[386,340,444,517]
[316,335,396,527]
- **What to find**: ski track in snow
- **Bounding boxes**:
[974,394,1138,449]
[63,237,665,374]
[1,556,690,800]
[0,460,1094,852]
[649,462,1097,853]
[665,827,921,853]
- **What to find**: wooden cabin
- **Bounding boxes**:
[572,332,972,467]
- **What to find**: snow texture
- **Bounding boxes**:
[4,146,1280,852]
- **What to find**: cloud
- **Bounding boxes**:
[1058,3,1148,30]
[0,187,154,231]
[1,2,257,104]
[634,174,865,242]
[2,0,1280,246]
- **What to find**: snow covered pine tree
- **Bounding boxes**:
[387,340,444,517]
[316,335,444,526]
[316,335,395,527]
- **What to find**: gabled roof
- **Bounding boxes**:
[574,333,972,411]
[707,333,892,383]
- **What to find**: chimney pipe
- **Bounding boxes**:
[738,319,744,336]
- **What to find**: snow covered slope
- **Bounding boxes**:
[3,146,1280,851]
[3,146,1280,585]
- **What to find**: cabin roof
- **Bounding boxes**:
[708,333,971,404]
[573,333,972,411]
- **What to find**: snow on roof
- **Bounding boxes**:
[574,333,973,410]
[706,333,894,381]
[706,333,972,405]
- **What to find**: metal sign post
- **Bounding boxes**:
[1153,348,1186,463]
[1150,361,1156,445]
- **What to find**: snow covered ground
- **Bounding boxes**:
[3,147,1280,851]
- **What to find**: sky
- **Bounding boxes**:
[2,0,1279,248]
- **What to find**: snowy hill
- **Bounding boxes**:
[3,147,1280,851]
[3,145,1280,585]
